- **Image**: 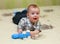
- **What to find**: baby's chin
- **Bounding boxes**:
[30,18,39,23]
[32,20,38,23]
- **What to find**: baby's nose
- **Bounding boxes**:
[34,13,38,17]
[34,13,37,16]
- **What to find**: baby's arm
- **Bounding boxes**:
[30,22,41,39]
[17,18,25,34]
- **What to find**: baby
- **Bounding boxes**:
[17,4,41,39]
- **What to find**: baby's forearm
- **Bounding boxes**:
[30,30,41,39]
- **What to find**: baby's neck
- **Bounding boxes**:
[31,22,36,25]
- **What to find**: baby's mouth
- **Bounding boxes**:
[33,18,37,20]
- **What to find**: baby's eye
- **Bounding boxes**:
[32,13,34,15]
[36,13,39,14]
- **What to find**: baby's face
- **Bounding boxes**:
[27,7,40,23]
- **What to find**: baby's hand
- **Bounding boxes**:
[17,29,22,33]
[31,34,40,40]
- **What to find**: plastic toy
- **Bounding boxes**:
[12,34,19,39]
[12,31,30,39]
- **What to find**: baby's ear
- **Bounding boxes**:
[27,13,29,17]
[27,15,29,18]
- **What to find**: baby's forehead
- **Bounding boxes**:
[29,6,39,9]
[29,7,40,12]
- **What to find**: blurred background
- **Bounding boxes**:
[0,0,60,9]
[0,0,60,44]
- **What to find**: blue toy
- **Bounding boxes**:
[26,32,30,38]
[12,34,19,39]
[18,33,26,39]
[12,32,30,39]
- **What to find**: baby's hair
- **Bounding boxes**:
[27,4,39,12]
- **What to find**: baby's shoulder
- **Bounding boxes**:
[21,17,27,20]
[21,17,28,22]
